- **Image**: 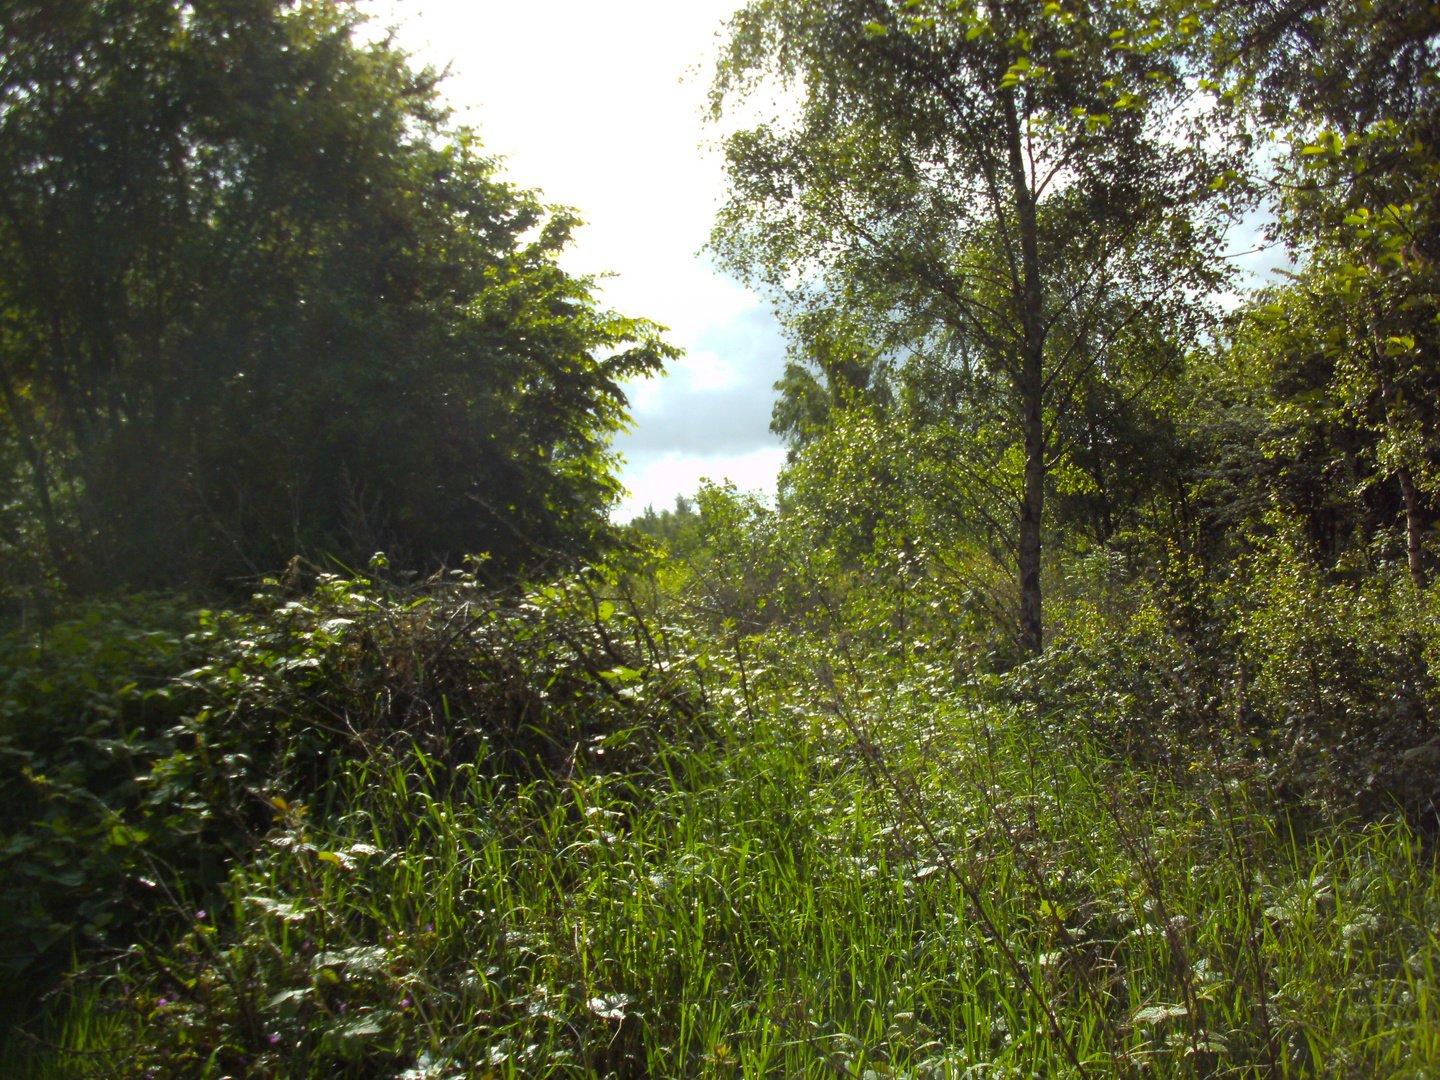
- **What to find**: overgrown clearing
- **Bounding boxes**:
[4,562,1439,1078]
[3,0,1440,1075]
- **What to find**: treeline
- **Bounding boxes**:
[0,0,675,608]
[637,0,1440,812]
[704,0,1440,652]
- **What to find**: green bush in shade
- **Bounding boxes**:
[0,563,711,1061]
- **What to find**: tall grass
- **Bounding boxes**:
[16,676,1439,1079]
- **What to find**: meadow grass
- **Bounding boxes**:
[12,681,1440,1079]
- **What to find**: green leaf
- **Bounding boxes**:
[1132,1004,1189,1025]
[246,896,308,922]
[600,666,644,683]
[108,825,148,847]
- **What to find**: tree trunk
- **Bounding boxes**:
[1397,462,1426,591]
[1370,320,1427,592]
[0,360,68,574]
[1005,91,1047,655]
[1019,365,1046,654]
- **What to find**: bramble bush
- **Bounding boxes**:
[0,561,715,1062]
[1011,534,1440,820]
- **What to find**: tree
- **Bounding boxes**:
[1216,0,1439,139]
[769,319,894,457]
[0,0,676,598]
[710,0,1237,653]
[627,494,703,557]
[1217,239,1440,588]
[1211,0,1440,587]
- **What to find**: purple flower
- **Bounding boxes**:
[400,998,412,1009]
[195,910,206,920]
[156,997,169,1007]
[267,1032,282,1045]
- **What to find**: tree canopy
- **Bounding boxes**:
[710,0,1240,652]
[0,0,676,601]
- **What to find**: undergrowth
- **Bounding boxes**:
[4,550,1439,1078]
[10,668,1439,1078]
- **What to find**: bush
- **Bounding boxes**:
[0,596,202,1025]
[0,564,713,1058]
[1237,547,1440,818]
[1020,537,1440,820]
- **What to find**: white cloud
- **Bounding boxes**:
[675,351,738,390]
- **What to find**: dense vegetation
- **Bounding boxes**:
[0,0,675,602]
[2,0,1439,1077]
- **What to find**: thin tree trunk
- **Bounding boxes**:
[1004,91,1047,655]
[1397,462,1426,591]
[1019,369,1046,654]
[1369,317,1427,591]
[0,360,67,573]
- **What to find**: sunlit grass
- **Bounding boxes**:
[19,676,1440,1079]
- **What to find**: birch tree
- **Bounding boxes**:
[710,0,1239,652]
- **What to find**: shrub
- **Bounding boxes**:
[0,564,712,1057]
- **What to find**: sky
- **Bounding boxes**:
[372,0,790,521]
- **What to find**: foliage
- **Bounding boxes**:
[768,312,896,456]
[0,0,676,601]
[6,1,1440,1076]
[709,0,1239,651]
[1197,0,1440,587]
[14,646,1440,1079]
[1236,540,1440,815]
[1012,530,1440,823]
[0,565,712,1053]
[625,496,703,559]
[0,596,202,1025]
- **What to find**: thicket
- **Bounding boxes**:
[0,0,674,603]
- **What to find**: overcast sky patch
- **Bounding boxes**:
[615,302,786,457]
